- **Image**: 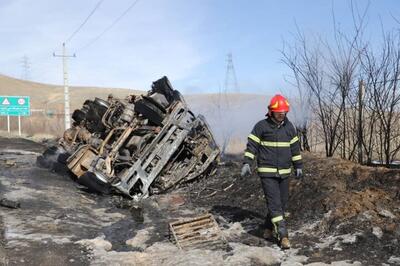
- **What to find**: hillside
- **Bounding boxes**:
[0,74,272,153]
[0,74,143,111]
[0,75,143,138]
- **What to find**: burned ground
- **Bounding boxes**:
[0,137,399,265]
[184,153,400,265]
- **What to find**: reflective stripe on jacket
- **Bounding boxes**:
[243,116,302,178]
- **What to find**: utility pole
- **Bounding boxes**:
[20,55,30,80]
[358,80,364,164]
[53,43,75,130]
[224,52,239,93]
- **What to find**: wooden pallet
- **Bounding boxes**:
[169,213,227,250]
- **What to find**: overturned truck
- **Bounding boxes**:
[38,76,219,200]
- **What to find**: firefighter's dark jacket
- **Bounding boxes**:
[244,116,303,178]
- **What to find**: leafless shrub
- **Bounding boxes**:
[282,2,400,166]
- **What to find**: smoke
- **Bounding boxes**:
[185,94,271,154]
[287,96,311,128]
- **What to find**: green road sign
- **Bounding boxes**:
[0,96,30,116]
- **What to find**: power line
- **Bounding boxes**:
[77,0,140,52]
[65,0,105,43]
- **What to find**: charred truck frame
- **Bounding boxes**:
[38,77,219,200]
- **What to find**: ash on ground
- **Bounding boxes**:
[0,138,399,265]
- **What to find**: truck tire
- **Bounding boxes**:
[94,97,110,109]
[72,109,86,123]
[134,98,166,126]
[78,172,112,194]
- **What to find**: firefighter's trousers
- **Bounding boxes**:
[261,176,289,238]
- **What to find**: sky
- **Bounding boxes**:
[1,0,400,94]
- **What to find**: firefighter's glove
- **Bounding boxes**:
[241,163,252,177]
[295,168,303,179]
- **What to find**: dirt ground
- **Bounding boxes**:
[186,154,400,265]
[0,137,399,265]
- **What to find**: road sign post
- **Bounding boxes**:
[0,96,30,136]
[18,115,21,136]
[7,115,10,134]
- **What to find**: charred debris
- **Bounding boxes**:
[38,76,220,200]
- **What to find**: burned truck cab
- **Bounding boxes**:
[38,76,219,200]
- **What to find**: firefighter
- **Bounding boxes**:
[240,94,303,249]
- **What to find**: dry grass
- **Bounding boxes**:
[0,74,143,111]
[0,74,144,137]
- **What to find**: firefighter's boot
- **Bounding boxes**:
[272,216,290,249]
[280,237,291,249]
[263,216,274,240]
[263,228,274,239]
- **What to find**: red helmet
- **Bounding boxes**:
[268,94,290,113]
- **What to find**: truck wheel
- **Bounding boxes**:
[72,109,86,123]
[78,172,112,194]
[94,97,110,109]
[134,98,166,126]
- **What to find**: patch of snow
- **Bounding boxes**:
[90,208,126,226]
[378,209,396,219]
[315,232,362,250]
[222,222,245,239]
[361,210,374,221]
[2,214,74,247]
[126,228,152,249]
[388,256,400,264]
[332,241,342,251]
[372,227,383,239]
[316,235,338,249]
[305,260,362,265]
[76,235,112,252]
[74,237,285,266]
[0,176,43,200]
[341,234,357,244]
[226,242,283,265]
[281,248,308,265]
